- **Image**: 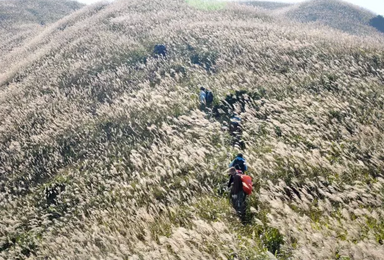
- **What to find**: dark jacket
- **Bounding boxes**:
[228,174,243,195]
[229,157,248,172]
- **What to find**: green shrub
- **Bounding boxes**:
[262,227,285,255]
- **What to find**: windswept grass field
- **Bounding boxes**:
[0,0,383,259]
[284,0,377,35]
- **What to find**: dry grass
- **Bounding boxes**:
[0,0,83,74]
[283,0,377,35]
[242,1,292,10]
[0,0,384,259]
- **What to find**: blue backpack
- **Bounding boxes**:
[205,90,213,105]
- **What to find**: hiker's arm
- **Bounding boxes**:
[228,175,233,188]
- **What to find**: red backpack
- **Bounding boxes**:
[240,174,253,195]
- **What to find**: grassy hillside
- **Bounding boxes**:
[0,0,82,25]
[284,0,377,35]
[0,0,384,259]
[0,0,83,70]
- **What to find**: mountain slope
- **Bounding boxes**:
[0,0,83,25]
[0,0,84,69]
[284,0,376,35]
[0,0,383,259]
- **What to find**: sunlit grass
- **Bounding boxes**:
[185,0,226,10]
[0,0,383,259]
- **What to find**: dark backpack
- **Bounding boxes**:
[205,90,213,105]
[154,44,167,57]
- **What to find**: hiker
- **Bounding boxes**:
[228,167,247,220]
[199,86,207,110]
[228,153,247,173]
[205,88,214,107]
[154,44,167,57]
[199,86,214,110]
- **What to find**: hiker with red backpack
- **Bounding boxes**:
[228,154,252,220]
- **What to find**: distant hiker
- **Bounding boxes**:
[154,44,167,57]
[205,89,214,107]
[228,167,247,220]
[199,86,214,111]
[229,153,247,173]
[199,86,207,110]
